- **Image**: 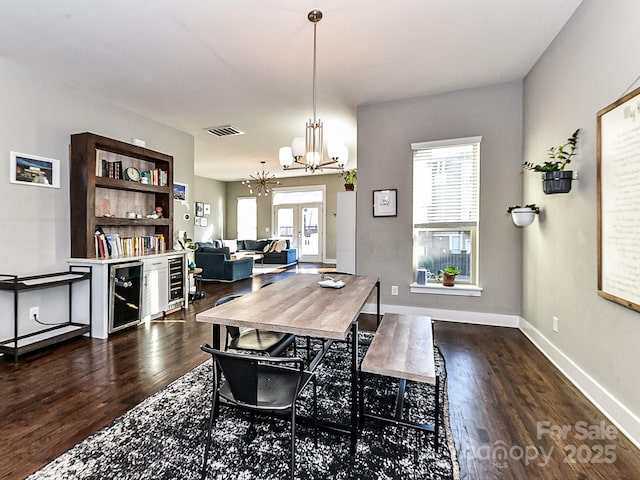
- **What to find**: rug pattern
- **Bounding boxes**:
[28,334,459,480]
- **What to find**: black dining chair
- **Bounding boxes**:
[215,290,297,356]
[200,344,317,480]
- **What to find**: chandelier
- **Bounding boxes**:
[279,10,348,173]
[242,161,280,196]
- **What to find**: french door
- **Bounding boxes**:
[274,204,323,262]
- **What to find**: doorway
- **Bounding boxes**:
[272,187,325,263]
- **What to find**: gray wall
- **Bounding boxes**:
[192,176,226,243]
[0,58,194,332]
[356,82,524,312]
[522,0,640,438]
[225,173,344,260]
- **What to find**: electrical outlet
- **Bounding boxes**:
[552,316,559,332]
[391,285,398,296]
[29,306,39,321]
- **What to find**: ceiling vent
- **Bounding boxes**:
[204,124,245,137]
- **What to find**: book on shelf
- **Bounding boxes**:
[95,232,166,258]
[98,159,123,179]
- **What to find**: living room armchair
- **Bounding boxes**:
[194,246,253,282]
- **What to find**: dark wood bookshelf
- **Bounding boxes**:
[70,132,174,258]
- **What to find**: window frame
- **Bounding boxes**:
[411,136,481,289]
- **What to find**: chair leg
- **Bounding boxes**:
[290,405,296,480]
[201,390,218,480]
[313,375,318,447]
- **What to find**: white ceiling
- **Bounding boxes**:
[0,0,582,181]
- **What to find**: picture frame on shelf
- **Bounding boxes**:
[195,202,204,217]
[10,151,60,188]
[173,182,188,202]
[373,189,397,217]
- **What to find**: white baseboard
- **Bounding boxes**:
[519,318,640,450]
[361,302,520,328]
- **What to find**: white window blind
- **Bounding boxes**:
[237,197,257,240]
[412,137,480,228]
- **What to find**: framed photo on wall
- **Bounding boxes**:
[195,202,204,217]
[204,203,211,215]
[373,189,397,217]
[173,182,188,202]
[10,151,60,188]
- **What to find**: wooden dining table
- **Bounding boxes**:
[196,272,380,454]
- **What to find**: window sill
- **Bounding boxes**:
[409,282,483,296]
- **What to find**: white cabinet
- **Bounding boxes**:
[68,251,187,339]
[336,191,356,274]
[142,257,169,321]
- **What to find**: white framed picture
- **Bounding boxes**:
[173,182,188,202]
[10,151,60,188]
[373,189,397,217]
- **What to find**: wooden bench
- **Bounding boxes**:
[359,313,440,448]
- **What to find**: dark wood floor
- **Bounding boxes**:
[1,265,638,479]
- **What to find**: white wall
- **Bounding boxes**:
[0,58,194,335]
[522,0,640,445]
[356,82,524,315]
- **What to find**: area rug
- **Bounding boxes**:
[28,335,459,480]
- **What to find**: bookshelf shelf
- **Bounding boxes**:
[70,132,175,259]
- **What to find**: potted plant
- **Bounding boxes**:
[523,129,580,194]
[507,204,540,226]
[341,168,357,191]
[440,265,461,287]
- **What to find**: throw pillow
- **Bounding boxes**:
[222,239,238,253]
[263,243,271,253]
[274,240,286,253]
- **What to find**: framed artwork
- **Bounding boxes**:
[195,202,204,217]
[373,189,397,217]
[204,203,211,215]
[194,216,201,226]
[10,151,60,188]
[597,85,640,313]
[200,217,208,227]
[173,182,188,202]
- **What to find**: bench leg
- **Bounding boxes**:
[433,373,440,450]
[350,319,359,456]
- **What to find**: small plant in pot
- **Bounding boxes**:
[440,265,461,287]
[522,129,580,194]
[341,168,357,191]
[507,204,540,226]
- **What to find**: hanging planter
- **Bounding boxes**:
[541,171,573,194]
[523,129,579,195]
[507,204,540,226]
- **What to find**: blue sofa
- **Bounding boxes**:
[237,239,297,265]
[194,244,253,282]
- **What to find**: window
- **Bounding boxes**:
[412,136,481,284]
[237,197,257,240]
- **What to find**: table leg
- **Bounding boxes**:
[350,318,359,455]
[376,280,381,327]
[212,324,221,351]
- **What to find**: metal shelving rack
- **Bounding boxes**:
[0,266,92,361]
